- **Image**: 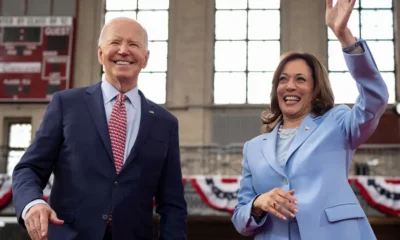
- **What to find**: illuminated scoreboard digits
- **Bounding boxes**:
[0,16,74,102]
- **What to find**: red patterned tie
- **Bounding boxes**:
[109,93,127,174]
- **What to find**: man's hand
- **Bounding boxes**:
[24,203,64,240]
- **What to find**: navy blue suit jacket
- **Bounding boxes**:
[12,82,187,240]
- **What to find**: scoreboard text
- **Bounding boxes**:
[0,16,74,102]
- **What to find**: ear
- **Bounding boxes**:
[141,50,150,69]
[97,46,104,65]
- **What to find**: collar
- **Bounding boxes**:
[101,78,140,109]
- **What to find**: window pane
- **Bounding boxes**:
[7,150,25,176]
[214,72,246,104]
[361,10,393,39]
[361,0,392,8]
[329,72,359,103]
[137,11,168,40]
[138,0,169,10]
[328,41,347,71]
[105,11,137,24]
[216,0,247,9]
[138,73,166,104]
[328,10,359,39]
[215,11,247,40]
[380,72,395,104]
[142,42,167,72]
[215,41,247,71]
[248,72,273,104]
[9,123,32,148]
[367,41,394,71]
[248,10,280,40]
[248,41,280,71]
[106,0,137,10]
[249,0,280,9]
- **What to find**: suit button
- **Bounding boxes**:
[283,178,288,185]
[113,181,119,188]
[102,214,108,220]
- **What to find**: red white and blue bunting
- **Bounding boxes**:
[191,176,239,213]
[1,174,400,217]
[354,176,400,216]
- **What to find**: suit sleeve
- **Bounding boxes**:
[12,92,63,226]
[332,40,389,149]
[231,142,268,236]
[155,120,187,240]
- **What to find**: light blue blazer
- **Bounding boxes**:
[232,40,388,240]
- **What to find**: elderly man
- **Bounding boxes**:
[12,17,187,240]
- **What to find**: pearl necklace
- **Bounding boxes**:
[278,125,299,140]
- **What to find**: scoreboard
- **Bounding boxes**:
[0,16,74,102]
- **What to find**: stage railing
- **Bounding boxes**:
[180,144,400,176]
[0,144,399,177]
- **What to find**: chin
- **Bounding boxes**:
[281,106,301,116]
[115,74,134,82]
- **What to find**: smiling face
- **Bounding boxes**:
[98,18,149,89]
[276,59,314,120]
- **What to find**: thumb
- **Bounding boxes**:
[288,189,295,195]
[49,211,64,225]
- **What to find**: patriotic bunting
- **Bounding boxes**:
[1,174,399,217]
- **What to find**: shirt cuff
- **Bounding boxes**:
[22,199,48,220]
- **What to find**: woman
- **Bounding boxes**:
[231,1,388,240]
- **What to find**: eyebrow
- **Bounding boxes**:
[280,73,307,77]
[108,38,142,45]
[108,37,122,42]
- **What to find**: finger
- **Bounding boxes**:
[349,0,356,9]
[25,221,34,240]
[272,199,296,218]
[28,229,40,240]
[288,189,295,195]
[27,218,40,240]
[40,211,50,238]
[267,204,287,221]
[33,216,43,240]
[277,189,298,204]
[49,211,64,225]
[326,0,333,10]
[274,195,298,215]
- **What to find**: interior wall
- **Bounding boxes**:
[0,0,399,152]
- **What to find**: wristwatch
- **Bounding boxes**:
[342,37,361,53]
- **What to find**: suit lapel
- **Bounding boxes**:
[262,121,286,177]
[122,91,156,171]
[84,82,114,162]
[285,114,319,162]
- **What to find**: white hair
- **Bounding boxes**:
[97,17,148,49]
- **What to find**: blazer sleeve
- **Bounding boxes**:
[155,120,188,240]
[332,39,389,149]
[12,92,63,226]
[231,141,268,236]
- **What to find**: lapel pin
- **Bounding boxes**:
[149,110,154,114]
[305,126,310,130]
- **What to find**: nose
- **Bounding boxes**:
[118,43,129,55]
[285,78,296,91]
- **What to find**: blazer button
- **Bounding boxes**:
[113,181,119,188]
[283,178,288,185]
[102,214,109,220]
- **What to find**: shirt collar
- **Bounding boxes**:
[101,79,140,109]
